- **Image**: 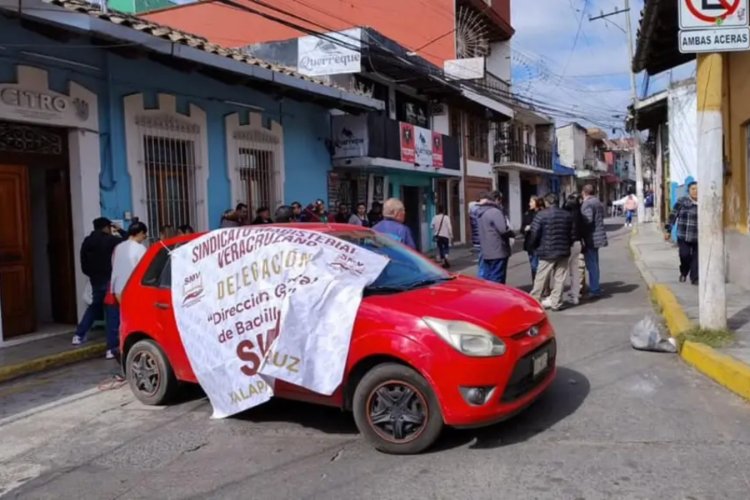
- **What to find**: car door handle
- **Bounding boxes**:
[155,302,170,310]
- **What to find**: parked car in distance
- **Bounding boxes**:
[120,224,557,454]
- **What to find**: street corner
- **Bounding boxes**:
[0,341,106,384]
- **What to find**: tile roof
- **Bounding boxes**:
[43,0,365,96]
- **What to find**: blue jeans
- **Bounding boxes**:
[625,210,635,224]
[528,252,539,281]
[584,247,602,295]
[105,304,121,353]
[74,283,107,340]
[477,252,484,279]
[481,258,508,284]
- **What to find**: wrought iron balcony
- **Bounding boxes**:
[494,139,553,170]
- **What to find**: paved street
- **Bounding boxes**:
[2,223,749,500]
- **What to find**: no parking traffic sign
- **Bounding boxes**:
[680,0,748,29]
[679,0,750,53]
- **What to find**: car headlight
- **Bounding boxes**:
[422,317,506,357]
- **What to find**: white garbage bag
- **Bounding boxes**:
[630,316,678,353]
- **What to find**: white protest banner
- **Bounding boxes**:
[170,226,388,418]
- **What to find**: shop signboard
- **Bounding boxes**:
[331,114,368,158]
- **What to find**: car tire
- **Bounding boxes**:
[125,339,178,406]
[352,363,444,454]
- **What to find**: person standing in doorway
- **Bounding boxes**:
[528,192,575,311]
[581,184,608,298]
[431,204,453,268]
[348,202,370,227]
[665,182,699,285]
[107,221,149,360]
[476,191,513,284]
[523,195,544,282]
[372,198,416,249]
[72,218,126,346]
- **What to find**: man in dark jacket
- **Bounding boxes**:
[528,193,575,310]
[72,217,126,345]
[476,191,513,284]
[581,184,608,297]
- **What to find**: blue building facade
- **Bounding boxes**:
[0,6,379,341]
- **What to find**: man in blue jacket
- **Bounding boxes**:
[372,198,416,249]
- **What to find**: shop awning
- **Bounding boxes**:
[553,163,576,176]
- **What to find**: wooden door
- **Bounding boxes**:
[0,164,35,337]
[46,167,77,324]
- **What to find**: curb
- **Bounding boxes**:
[0,341,107,384]
[629,233,750,401]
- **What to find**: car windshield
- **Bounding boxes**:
[333,231,452,292]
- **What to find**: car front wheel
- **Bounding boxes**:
[352,363,444,454]
[125,339,178,406]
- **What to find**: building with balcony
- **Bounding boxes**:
[493,107,556,228]
[143,0,517,242]
[238,27,511,250]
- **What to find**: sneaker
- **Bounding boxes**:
[105,349,116,360]
[679,275,687,283]
[569,296,580,306]
[72,335,84,346]
[541,298,553,309]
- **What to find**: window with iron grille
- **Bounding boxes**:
[143,135,197,239]
[238,147,276,213]
[467,114,489,162]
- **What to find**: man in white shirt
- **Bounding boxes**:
[107,221,148,359]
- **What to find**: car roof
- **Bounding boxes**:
[158,223,374,246]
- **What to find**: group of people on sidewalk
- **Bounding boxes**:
[73,218,149,360]
[469,185,609,311]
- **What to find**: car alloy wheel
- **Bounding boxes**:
[352,363,444,454]
[125,339,178,406]
[131,350,161,397]
[366,380,428,443]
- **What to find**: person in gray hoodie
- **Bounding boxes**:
[581,184,608,297]
[476,191,514,284]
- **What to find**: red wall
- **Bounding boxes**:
[144,0,457,66]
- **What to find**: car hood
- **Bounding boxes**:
[364,276,545,338]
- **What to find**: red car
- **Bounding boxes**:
[120,224,556,454]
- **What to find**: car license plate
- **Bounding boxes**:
[532,351,549,378]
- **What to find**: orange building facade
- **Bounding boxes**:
[144,0,512,67]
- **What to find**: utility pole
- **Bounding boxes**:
[696,53,727,330]
[590,0,645,224]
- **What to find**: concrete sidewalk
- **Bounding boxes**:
[0,330,106,384]
[631,223,750,399]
